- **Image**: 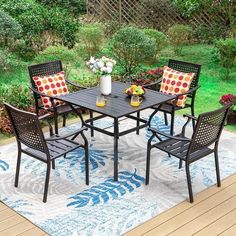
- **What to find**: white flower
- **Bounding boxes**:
[92,68,97,73]
[106,66,112,74]
[106,61,113,68]
[100,67,107,72]
[97,61,105,68]
[89,56,95,64]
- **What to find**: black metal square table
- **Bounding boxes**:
[57,82,174,181]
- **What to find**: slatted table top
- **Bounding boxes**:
[57,82,173,118]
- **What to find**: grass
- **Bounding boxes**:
[0,43,236,135]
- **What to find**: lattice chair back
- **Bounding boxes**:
[28,60,63,113]
[188,105,230,154]
[168,59,201,97]
[4,103,48,153]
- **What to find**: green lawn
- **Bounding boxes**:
[0,44,235,133]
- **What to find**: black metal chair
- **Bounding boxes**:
[146,105,230,203]
[4,103,89,203]
[144,59,202,135]
[28,60,94,135]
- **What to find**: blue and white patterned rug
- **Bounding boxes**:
[0,110,236,236]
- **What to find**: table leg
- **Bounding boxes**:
[136,111,140,135]
[114,118,119,181]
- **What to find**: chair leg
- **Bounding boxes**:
[136,111,140,135]
[54,114,59,135]
[43,163,51,203]
[179,160,183,169]
[89,111,94,137]
[170,112,175,135]
[62,114,66,127]
[146,141,152,185]
[186,163,194,203]
[14,151,22,188]
[191,105,195,130]
[214,149,221,187]
[52,159,55,170]
[164,112,168,126]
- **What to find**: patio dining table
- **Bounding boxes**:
[56,82,174,181]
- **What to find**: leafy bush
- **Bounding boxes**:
[111,26,156,75]
[215,38,236,79]
[167,24,193,54]
[0,10,22,47]
[215,38,236,68]
[194,23,227,44]
[77,24,104,58]
[38,0,86,15]
[143,28,168,60]
[34,45,78,77]
[0,84,33,109]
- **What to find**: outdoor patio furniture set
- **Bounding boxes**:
[4,60,230,203]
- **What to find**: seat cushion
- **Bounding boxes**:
[33,71,69,109]
[160,66,195,107]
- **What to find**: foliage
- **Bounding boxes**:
[0,0,80,58]
[215,38,236,68]
[78,24,104,58]
[111,26,156,75]
[143,28,168,60]
[167,24,193,55]
[0,84,33,109]
[37,0,86,15]
[47,7,79,48]
[193,22,227,44]
[215,38,236,79]
[34,45,78,78]
[0,10,22,47]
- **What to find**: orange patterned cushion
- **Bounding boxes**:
[160,66,195,107]
[33,71,69,109]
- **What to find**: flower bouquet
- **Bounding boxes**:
[86,56,116,75]
[86,56,116,95]
[125,84,145,97]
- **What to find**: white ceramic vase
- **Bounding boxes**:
[100,74,112,95]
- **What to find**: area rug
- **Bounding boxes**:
[0,110,236,236]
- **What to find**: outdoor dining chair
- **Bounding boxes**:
[144,59,201,135]
[145,105,230,203]
[4,103,89,203]
[28,60,94,135]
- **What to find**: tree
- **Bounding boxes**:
[0,10,22,47]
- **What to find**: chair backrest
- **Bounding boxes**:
[188,105,231,154]
[28,60,63,113]
[4,103,48,153]
[168,59,201,96]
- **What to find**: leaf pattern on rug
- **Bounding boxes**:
[58,143,108,173]
[145,115,170,141]
[67,169,145,208]
[0,160,9,171]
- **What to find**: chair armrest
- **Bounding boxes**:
[45,126,88,141]
[65,79,87,90]
[148,127,191,142]
[175,85,201,99]
[183,114,198,121]
[38,113,52,120]
[142,78,162,89]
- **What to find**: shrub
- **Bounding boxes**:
[34,45,78,77]
[167,24,193,54]
[215,38,236,79]
[111,26,156,75]
[38,0,86,15]
[215,38,236,68]
[143,28,168,60]
[77,24,104,58]
[0,10,22,47]
[0,84,33,109]
[194,23,227,44]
